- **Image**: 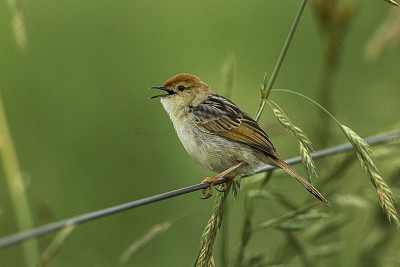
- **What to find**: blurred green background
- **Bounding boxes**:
[0,0,399,266]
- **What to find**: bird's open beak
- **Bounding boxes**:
[149,86,176,99]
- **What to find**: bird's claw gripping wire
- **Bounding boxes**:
[200,162,243,199]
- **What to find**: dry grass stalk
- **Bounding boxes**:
[272,89,399,227]
[35,224,76,267]
[259,72,269,100]
[195,190,228,267]
[341,125,400,228]
[258,204,318,229]
[120,221,171,263]
[268,101,317,182]
[0,93,39,263]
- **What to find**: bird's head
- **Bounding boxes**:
[150,73,211,112]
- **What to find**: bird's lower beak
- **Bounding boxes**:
[149,86,176,99]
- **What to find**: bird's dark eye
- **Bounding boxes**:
[178,85,185,91]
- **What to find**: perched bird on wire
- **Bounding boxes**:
[150,73,329,205]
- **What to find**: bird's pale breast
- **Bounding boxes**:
[173,112,266,176]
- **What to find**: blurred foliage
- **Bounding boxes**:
[0,0,399,266]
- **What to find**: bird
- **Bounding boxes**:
[149,73,329,205]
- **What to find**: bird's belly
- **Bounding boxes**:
[176,124,265,176]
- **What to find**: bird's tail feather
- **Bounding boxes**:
[272,158,330,206]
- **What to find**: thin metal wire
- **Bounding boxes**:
[0,130,399,249]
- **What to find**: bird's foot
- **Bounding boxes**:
[200,162,243,199]
[214,175,235,192]
[200,176,218,199]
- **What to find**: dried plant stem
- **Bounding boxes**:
[267,100,317,182]
[0,93,39,264]
[34,224,75,267]
[258,204,317,229]
[254,0,308,121]
[273,89,400,227]
[195,188,230,267]
[120,221,171,263]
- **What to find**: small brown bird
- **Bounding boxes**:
[150,73,329,205]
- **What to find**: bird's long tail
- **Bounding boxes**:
[272,158,330,206]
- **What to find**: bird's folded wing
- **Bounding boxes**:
[194,94,278,158]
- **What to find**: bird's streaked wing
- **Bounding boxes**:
[193,94,279,158]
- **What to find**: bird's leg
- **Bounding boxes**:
[215,175,235,192]
[201,162,244,199]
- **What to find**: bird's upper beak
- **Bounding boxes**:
[149,86,176,99]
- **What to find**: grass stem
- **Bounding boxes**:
[0,93,39,264]
[254,0,308,121]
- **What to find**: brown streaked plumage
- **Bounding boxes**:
[150,73,329,205]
